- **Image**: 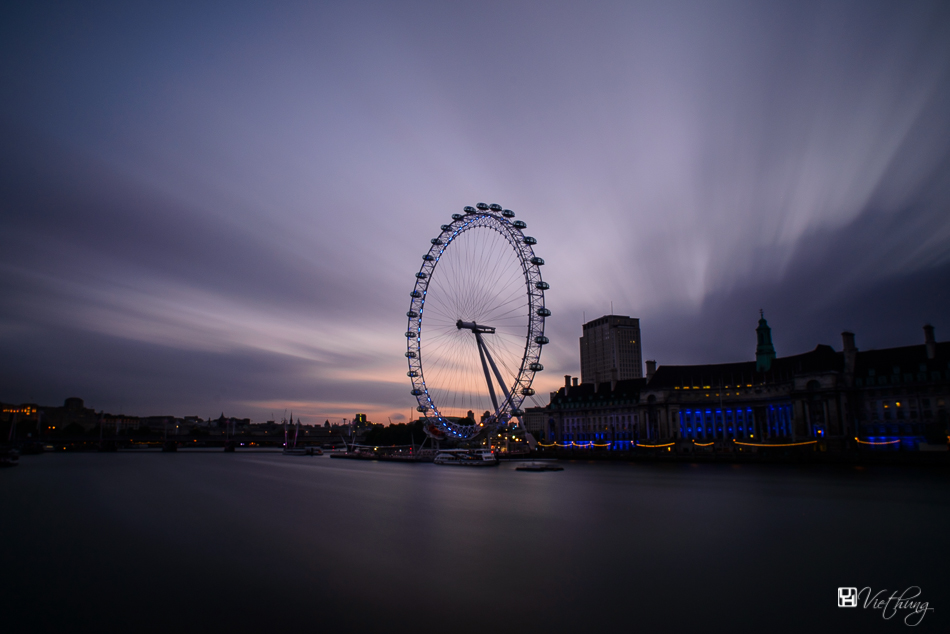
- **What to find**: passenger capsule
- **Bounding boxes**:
[476,202,490,210]
[513,220,527,229]
[411,389,423,396]
[407,310,419,318]
[416,272,428,279]
[430,238,443,245]
[423,254,434,261]
[416,405,428,412]
[411,290,422,298]
[441,224,451,231]
[534,335,549,345]
[489,203,502,211]
[535,281,549,290]
[451,213,463,220]
[521,387,536,396]
[502,209,515,218]
[523,236,537,245]
[463,206,477,213]
[510,408,524,417]
[537,307,551,317]
[530,256,545,265]
[407,370,419,377]
[405,351,417,358]
[529,362,544,372]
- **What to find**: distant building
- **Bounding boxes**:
[522,406,547,440]
[1,403,38,422]
[579,315,643,384]
[5,398,96,435]
[101,413,141,431]
[140,416,180,432]
[544,375,643,445]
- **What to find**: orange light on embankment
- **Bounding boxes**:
[854,437,900,446]
[732,439,816,447]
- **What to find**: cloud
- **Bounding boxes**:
[1,1,949,419]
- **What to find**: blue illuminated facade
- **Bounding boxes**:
[677,404,792,440]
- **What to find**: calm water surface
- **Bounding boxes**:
[2,452,947,633]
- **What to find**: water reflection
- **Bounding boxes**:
[1,454,947,633]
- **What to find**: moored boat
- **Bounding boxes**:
[282,415,323,455]
[433,448,498,466]
[0,448,19,468]
[282,446,322,456]
[515,461,563,471]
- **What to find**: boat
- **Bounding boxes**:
[282,415,322,456]
[0,448,19,468]
[433,448,498,466]
[515,462,563,471]
[282,446,322,456]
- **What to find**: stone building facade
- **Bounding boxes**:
[543,320,949,451]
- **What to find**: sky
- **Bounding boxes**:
[2,0,949,424]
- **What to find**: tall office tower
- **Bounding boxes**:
[580,315,643,384]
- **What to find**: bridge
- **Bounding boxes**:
[18,433,348,452]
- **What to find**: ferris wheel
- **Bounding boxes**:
[406,203,549,441]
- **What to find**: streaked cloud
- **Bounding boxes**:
[1,0,949,422]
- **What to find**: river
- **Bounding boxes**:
[1,451,946,633]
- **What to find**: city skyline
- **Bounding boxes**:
[2,1,950,424]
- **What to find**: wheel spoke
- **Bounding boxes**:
[407,208,546,440]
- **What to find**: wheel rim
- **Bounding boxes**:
[406,205,547,440]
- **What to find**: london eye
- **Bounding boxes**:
[406,203,549,441]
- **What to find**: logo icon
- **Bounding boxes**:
[838,587,858,608]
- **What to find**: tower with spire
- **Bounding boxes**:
[755,310,776,372]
